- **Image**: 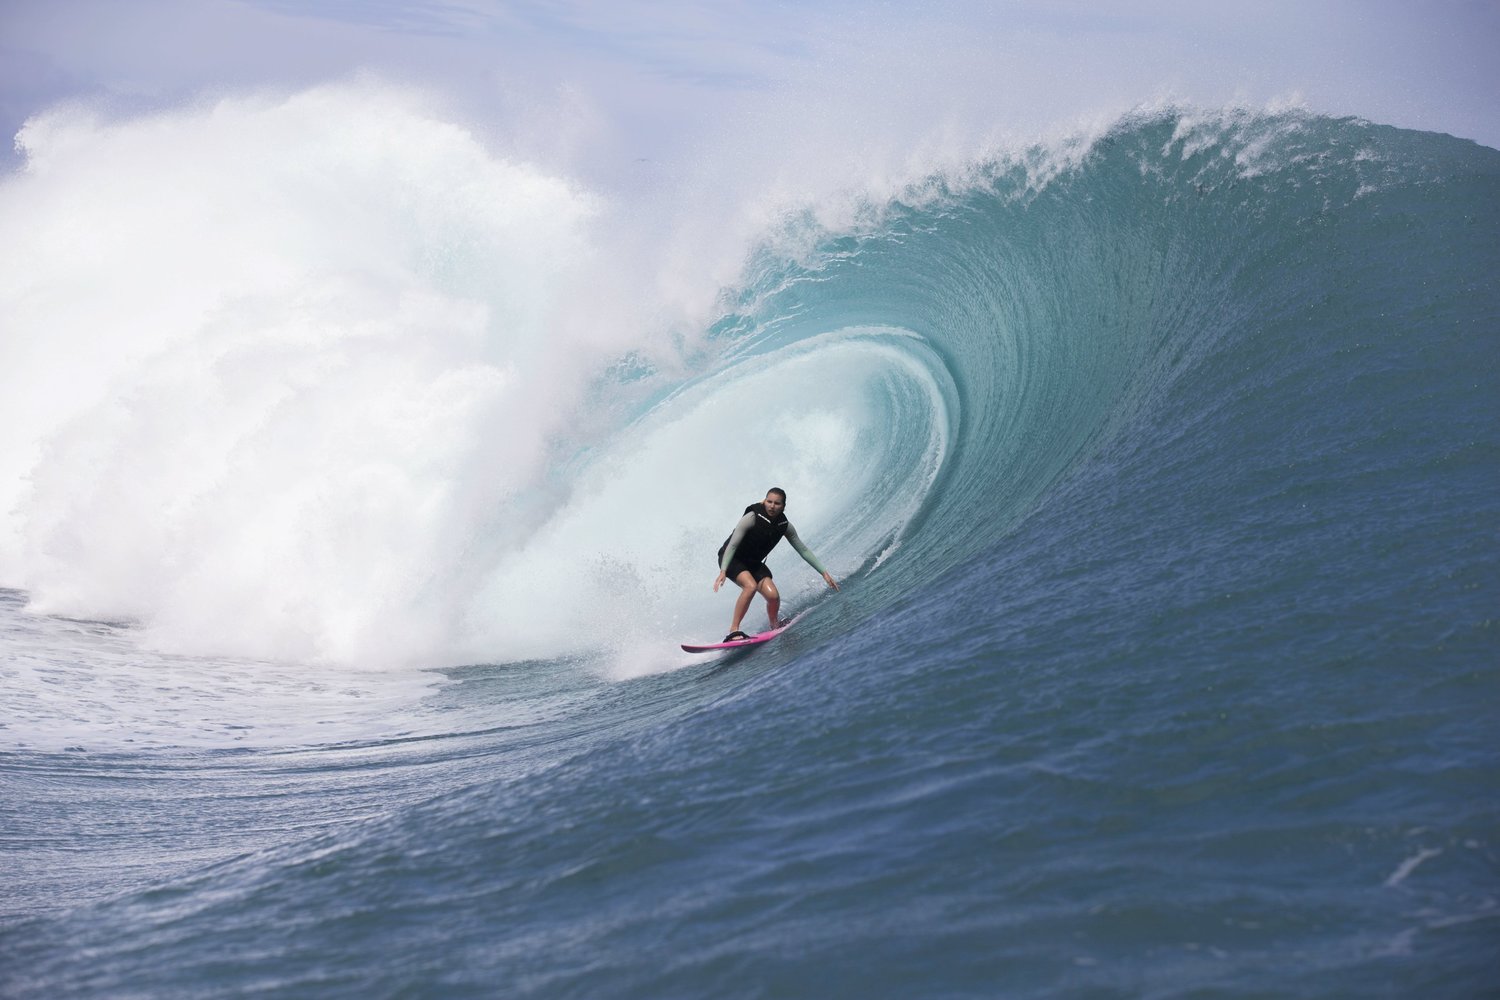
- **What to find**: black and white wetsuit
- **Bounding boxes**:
[717,502,829,584]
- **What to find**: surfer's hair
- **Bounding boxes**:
[767,487,787,501]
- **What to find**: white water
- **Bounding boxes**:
[0,83,615,667]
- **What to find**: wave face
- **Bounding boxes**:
[2,101,1498,998]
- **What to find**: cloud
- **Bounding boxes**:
[2,0,1496,185]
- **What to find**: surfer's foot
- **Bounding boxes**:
[724,631,750,642]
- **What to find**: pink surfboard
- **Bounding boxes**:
[681,614,804,654]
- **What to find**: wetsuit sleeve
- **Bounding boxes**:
[783,522,829,575]
[719,512,758,572]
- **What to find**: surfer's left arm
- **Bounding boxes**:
[785,523,840,591]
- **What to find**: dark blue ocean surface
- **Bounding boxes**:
[3,109,1497,998]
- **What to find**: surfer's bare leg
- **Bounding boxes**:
[729,571,758,633]
[759,578,780,629]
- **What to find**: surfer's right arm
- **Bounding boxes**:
[713,512,757,590]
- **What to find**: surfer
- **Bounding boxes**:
[713,487,839,641]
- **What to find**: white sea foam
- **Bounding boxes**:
[1384,846,1442,888]
[0,83,628,667]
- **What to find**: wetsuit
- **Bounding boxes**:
[717,502,829,584]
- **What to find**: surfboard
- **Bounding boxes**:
[681,614,803,654]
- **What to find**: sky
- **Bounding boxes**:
[2,0,1498,187]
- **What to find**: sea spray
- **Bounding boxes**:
[0,83,615,665]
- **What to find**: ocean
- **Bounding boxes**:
[1,96,1497,997]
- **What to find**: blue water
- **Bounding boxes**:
[3,108,1498,997]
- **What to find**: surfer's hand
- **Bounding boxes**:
[713,571,726,592]
[823,572,840,591]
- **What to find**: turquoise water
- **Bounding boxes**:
[3,108,1498,997]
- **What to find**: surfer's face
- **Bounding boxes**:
[764,493,785,516]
